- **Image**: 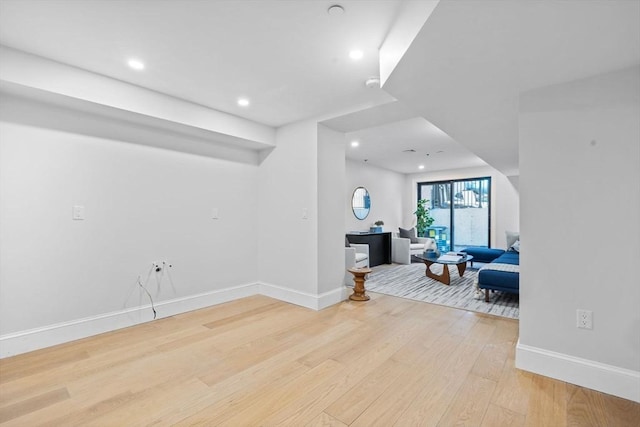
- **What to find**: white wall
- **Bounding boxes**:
[0,112,259,355]
[517,66,640,402]
[345,160,405,233]
[257,120,347,307]
[257,120,318,296]
[317,125,346,295]
[406,165,520,249]
[0,98,352,357]
[345,162,519,249]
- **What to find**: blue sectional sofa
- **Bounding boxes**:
[462,246,520,302]
[476,251,520,302]
[461,247,505,265]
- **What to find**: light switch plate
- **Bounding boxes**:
[72,205,85,220]
[212,208,219,219]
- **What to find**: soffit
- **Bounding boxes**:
[0,0,400,127]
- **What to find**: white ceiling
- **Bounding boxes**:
[0,0,485,175]
[321,100,487,174]
[339,116,486,174]
[383,0,640,176]
[0,0,399,128]
[1,0,638,176]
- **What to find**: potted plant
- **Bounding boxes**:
[370,220,384,233]
[414,199,434,237]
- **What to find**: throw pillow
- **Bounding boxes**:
[510,239,520,253]
[505,231,519,249]
[398,227,419,243]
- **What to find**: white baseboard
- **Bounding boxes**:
[258,282,348,310]
[0,282,259,358]
[0,282,351,358]
[516,340,640,403]
[317,287,351,310]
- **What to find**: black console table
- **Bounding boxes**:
[346,232,392,267]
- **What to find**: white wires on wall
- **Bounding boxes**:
[136,261,174,320]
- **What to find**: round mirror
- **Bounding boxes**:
[352,187,370,220]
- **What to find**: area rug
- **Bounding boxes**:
[363,263,519,319]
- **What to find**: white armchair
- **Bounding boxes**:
[392,233,436,265]
[345,243,369,285]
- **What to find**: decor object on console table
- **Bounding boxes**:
[346,232,391,267]
[370,220,384,233]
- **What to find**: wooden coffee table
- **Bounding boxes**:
[413,253,474,286]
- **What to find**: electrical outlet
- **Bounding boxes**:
[577,309,593,329]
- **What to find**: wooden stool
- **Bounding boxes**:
[347,267,372,301]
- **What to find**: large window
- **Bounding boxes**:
[417,177,491,252]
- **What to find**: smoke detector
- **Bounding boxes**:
[365,77,381,88]
[328,5,345,16]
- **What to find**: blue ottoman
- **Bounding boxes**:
[461,247,505,266]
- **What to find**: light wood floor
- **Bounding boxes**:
[1,294,638,426]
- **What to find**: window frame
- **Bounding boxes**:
[417,176,492,250]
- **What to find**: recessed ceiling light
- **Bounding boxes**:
[127,59,145,70]
[349,50,363,60]
[351,140,359,147]
[419,165,425,170]
[237,98,250,107]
